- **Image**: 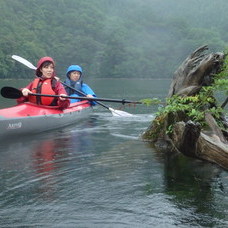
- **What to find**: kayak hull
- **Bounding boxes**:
[0,101,92,138]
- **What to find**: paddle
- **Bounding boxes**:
[1,86,142,105]
[59,81,138,116]
[11,55,135,117]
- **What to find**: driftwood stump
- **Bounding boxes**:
[142,45,228,170]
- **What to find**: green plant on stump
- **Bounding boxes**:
[148,54,228,140]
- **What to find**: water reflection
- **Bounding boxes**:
[32,138,67,201]
[0,113,227,227]
[155,149,227,227]
[31,119,98,200]
[0,118,96,198]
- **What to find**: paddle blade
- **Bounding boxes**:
[109,108,133,117]
[12,55,37,70]
[1,87,23,99]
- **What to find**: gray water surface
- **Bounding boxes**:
[0,79,227,227]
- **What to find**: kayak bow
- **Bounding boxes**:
[0,101,92,138]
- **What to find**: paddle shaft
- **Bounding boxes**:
[30,93,141,104]
[1,86,140,104]
[61,81,119,109]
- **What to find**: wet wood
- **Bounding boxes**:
[142,45,228,170]
[171,121,228,170]
[168,45,224,97]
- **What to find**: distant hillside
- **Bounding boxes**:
[0,0,227,79]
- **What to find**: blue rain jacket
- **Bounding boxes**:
[70,83,96,105]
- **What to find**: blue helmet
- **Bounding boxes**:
[66,65,83,76]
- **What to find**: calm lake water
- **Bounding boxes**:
[0,78,227,227]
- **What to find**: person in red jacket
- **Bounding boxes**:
[17,57,70,109]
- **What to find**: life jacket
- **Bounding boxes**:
[64,77,83,96]
[28,78,58,105]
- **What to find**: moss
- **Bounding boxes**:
[143,50,228,142]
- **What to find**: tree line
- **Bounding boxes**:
[0,0,227,79]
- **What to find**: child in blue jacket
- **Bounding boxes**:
[64,65,96,104]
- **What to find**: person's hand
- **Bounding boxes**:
[54,76,60,81]
[22,88,32,96]
[86,94,93,98]
[59,94,67,100]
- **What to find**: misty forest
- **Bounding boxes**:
[1,0,228,79]
[1,1,228,226]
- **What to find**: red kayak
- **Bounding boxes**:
[0,101,92,138]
